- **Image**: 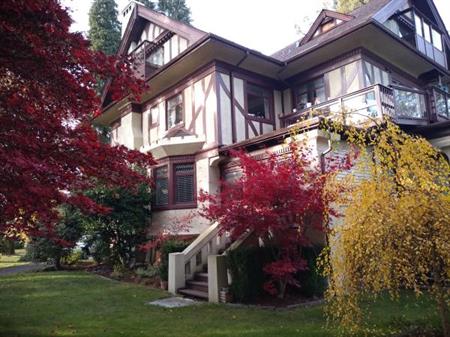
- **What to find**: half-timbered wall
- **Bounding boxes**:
[128,21,189,64]
[141,71,218,153]
[216,72,283,145]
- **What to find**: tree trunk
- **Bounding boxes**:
[1,239,15,255]
[436,288,449,337]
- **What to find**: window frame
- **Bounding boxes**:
[244,81,275,123]
[165,92,184,130]
[294,76,326,111]
[152,157,197,210]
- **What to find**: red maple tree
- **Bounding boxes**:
[0,0,155,237]
[199,144,352,297]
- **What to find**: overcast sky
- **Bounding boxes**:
[61,0,450,56]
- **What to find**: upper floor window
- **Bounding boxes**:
[166,93,183,129]
[363,61,390,87]
[414,12,445,66]
[295,77,326,110]
[246,83,272,120]
[147,47,164,67]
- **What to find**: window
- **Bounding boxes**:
[149,106,158,126]
[295,77,326,110]
[414,13,423,36]
[166,94,183,129]
[153,161,196,209]
[246,83,272,120]
[363,61,390,87]
[147,47,164,67]
[174,163,195,204]
[155,166,169,206]
[432,28,443,51]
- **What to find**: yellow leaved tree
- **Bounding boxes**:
[321,120,450,336]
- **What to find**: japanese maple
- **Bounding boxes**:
[199,143,351,297]
[0,0,155,237]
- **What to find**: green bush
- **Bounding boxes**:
[135,266,159,278]
[227,246,276,303]
[296,246,326,298]
[159,240,189,281]
[63,250,83,265]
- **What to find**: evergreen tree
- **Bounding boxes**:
[88,0,121,55]
[336,0,369,13]
[139,0,156,10]
[158,0,192,24]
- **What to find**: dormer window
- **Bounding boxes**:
[313,18,343,38]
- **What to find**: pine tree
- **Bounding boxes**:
[88,0,121,55]
[139,0,156,9]
[158,0,192,24]
[336,0,369,13]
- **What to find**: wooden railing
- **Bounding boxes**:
[280,84,392,127]
[280,84,434,127]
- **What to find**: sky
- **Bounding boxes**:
[61,0,450,56]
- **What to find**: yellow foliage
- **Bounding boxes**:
[321,120,450,335]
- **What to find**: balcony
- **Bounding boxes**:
[280,84,449,128]
[129,31,174,80]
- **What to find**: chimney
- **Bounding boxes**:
[119,1,139,37]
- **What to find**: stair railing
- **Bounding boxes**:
[168,222,229,295]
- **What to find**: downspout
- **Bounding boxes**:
[236,50,250,67]
[320,129,333,250]
[320,130,332,174]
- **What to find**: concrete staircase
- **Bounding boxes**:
[178,269,209,300]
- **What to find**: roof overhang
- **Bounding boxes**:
[281,21,450,81]
[95,34,284,125]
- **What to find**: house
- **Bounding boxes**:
[95,0,450,301]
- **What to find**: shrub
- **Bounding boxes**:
[296,246,326,298]
[63,250,83,265]
[227,246,276,302]
[135,266,160,278]
[159,240,189,281]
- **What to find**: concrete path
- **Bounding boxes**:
[146,297,201,308]
[0,263,47,276]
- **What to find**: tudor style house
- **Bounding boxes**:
[96,0,450,301]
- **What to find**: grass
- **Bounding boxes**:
[0,271,441,337]
[0,249,29,269]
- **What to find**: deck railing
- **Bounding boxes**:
[280,84,437,127]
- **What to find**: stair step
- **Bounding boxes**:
[195,272,208,282]
[186,280,208,292]
[178,288,208,300]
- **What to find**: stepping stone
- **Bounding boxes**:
[146,297,200,308]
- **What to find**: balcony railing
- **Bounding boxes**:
[280,84,436,128]
[281,84,394,127]
[432,86,450,119]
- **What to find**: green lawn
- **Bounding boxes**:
[0,249,29,269]
[0,271,441,337]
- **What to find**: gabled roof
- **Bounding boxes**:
[271,0,392,61]
[299,10,354,46]
[118,3,207,57]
